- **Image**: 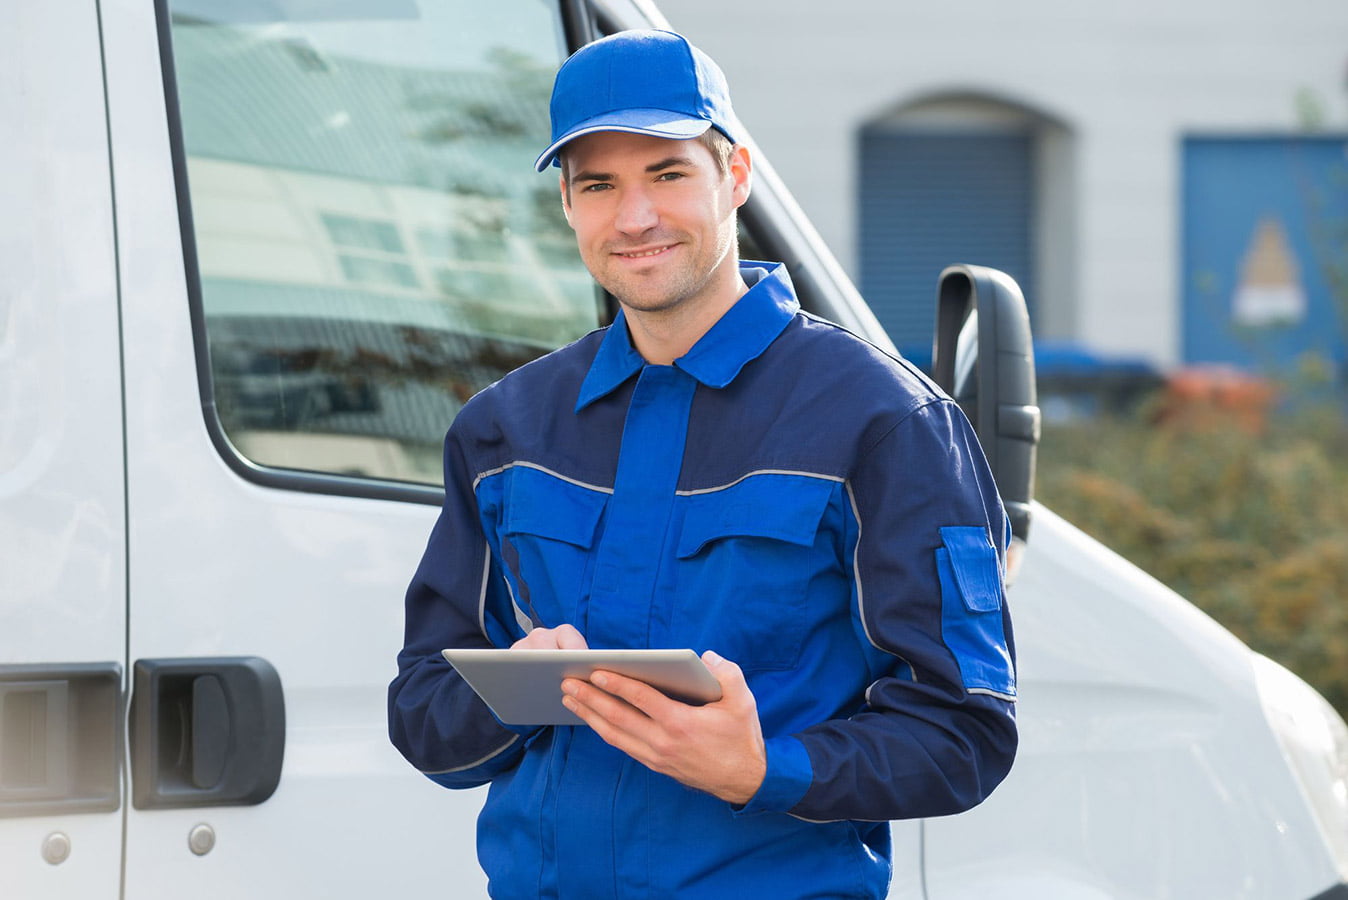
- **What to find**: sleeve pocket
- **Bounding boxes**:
[941,526,1003,612]
[936,526,1015,698]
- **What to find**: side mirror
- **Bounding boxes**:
[931,265,1040,544]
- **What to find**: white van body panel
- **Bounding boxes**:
[97,0,488,895]
[0,1,125,896]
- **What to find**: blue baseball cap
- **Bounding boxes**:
[534,29,740,173]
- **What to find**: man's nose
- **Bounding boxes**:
[614,187,658,235]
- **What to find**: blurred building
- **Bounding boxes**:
[656,0,1348,380]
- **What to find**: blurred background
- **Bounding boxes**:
[661,0,1348,714]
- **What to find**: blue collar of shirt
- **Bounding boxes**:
[575,261,800,412]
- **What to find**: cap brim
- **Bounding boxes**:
[534,109,712,172]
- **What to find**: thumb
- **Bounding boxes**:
[701,650,744,688]
[553,624,589,650]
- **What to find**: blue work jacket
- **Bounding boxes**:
[389,262,1017,899]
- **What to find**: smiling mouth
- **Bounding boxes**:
[614,244,675,259]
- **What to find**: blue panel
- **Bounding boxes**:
[858,131,1035,360]
[1181,136,1348,374]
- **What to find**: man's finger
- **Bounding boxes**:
[589,669,681,719]
[701,651,750,704]
[510,624,590,650]
[563,691,652,759]
[553,624,589,650]
[563,675,653,728]
[562,683,656,752]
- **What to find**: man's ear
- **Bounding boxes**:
[559,175,573,226]
[729,144,752,209]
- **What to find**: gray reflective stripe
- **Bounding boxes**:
[968,687,1017,702]
[847,482,880,653]
[788,811,890,824]
[423,734,520,775]
[473,460,613,495]
[849,483,919,682]
[476,546,492,639]
[676,469,844,496]
[474,538,531,637]
[505,577,533,634]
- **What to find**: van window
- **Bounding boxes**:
[165,0,596,488]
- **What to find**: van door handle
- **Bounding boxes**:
[130,657,285,809]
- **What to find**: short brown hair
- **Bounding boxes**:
[694,127,735,175]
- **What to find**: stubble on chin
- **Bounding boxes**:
[591,250,700,314]
[597,233,737,316]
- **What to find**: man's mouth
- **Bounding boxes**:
[614,244,675,259]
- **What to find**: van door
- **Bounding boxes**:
[0,1,125,897]
[101,0,596,896]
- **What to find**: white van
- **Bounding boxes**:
[3,0,1346,897]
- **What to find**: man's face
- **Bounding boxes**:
[560,131,750,315]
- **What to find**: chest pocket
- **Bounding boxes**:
[499,466,609,628]
[671,475,837,672]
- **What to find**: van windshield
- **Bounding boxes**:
[166,0,597,487]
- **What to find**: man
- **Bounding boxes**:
[389,29,1016,899]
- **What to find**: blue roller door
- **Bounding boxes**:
[859,130,1035,361]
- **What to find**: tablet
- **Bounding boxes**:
[441,648,722,726]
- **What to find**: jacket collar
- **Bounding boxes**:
[575,261,799,412]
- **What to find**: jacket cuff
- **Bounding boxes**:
[734,735,812,816]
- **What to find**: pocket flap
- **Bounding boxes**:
[503,466,608,548]
[939,526,1003,613]
[677,474,834,558]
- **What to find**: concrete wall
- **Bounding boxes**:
[655,0,1348,366]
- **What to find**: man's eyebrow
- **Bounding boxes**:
[646,155,695,173]
[570,169,612,184]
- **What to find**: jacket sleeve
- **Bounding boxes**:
[387,423,541,788]
[740,398,1018,822]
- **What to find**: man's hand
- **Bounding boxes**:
[561,650,767,806]
[511,624,588,650]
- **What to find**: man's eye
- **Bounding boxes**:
[657,172,685,182]
[580,182,611,193]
